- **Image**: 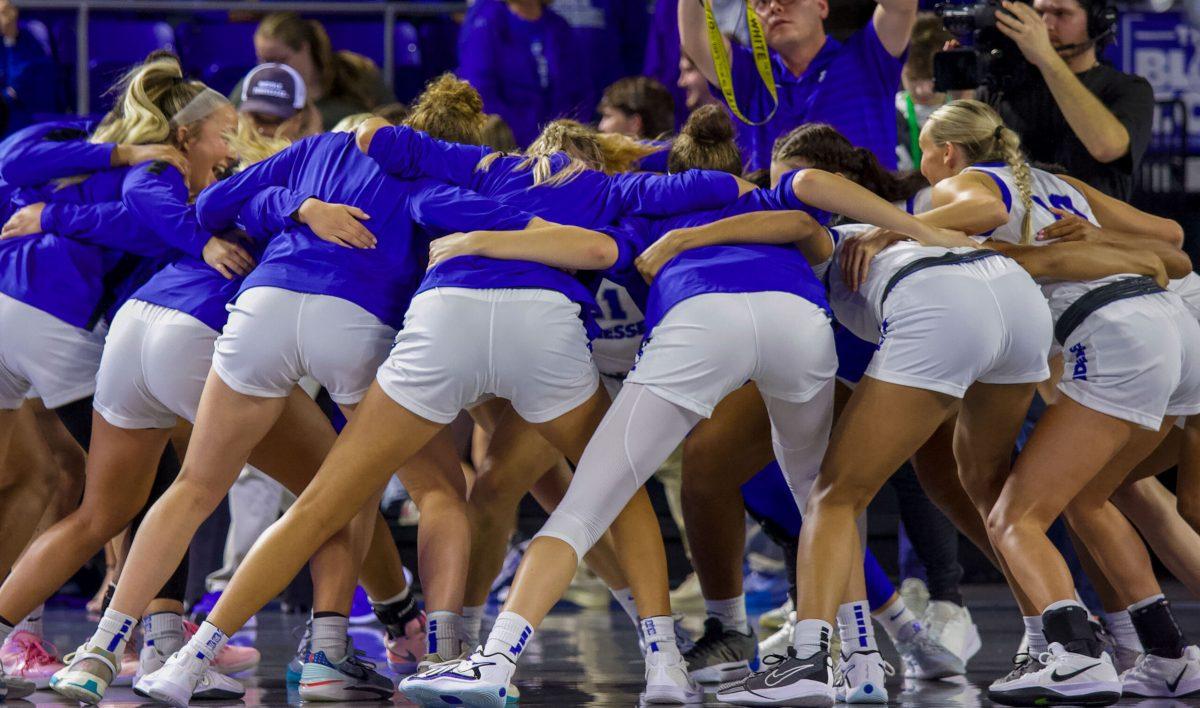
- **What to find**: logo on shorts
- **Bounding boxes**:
[1070,342,1088,380]
[877,320,889,349]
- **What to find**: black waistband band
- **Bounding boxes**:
[880,249,1007,309]
[1054,276,1165,346]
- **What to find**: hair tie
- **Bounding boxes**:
[993,125,1005,141]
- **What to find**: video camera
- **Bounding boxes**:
[932,0,1031,93]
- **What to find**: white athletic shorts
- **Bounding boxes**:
[93,299,217,428]
[1058,291,1200,430]
[626,291,836,418]
[0,292,106,409]
[377,287,600,424]
[213,287,397,406]
[868,259,1052,398]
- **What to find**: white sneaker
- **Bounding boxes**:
[894,624,963,679]
[1121,646,1200,698]
[760,598,794,631]
[759,611,796,658]
[987,642,1121,706]
[642,650,703,704]
[135,650,244,708]
[835,650,892,704]
[399,648,514,708]
[899,579,929,619]
[923,601,981,665]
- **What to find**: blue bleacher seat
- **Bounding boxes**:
[176,20,258,95]
[20,20,53,57]
[86,18,176,111]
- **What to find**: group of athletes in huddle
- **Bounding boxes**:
[0,30,1198,708]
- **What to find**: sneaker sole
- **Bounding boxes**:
[299,680,395,702]
[49,673,106,704]
[843,683,888,704]
[986,686,1121,706]
[142,681,193,708]
[400,680,508,708]
[1,682,36,700]
[640,686,704,704]
[690,660,750,683]
[716,683,835,707]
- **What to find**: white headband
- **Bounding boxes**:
[171,87,231,128]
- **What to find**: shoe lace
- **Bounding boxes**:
[759,646,799,668]
[13,634,58,667]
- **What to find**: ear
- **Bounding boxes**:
[174,125,190,149]
[630,114,644,138]
[816,0,830,20]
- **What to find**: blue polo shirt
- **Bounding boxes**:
[723,19,905,172]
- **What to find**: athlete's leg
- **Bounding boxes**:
[796,378,956,624]
[510,384,695,626]
[0,413,169,624]
[1111,477,1200,596]
[204,382,443,635]
[953,382,1039,614]
[1176,416,1200,531]
[0,405,63,577]
[1062,420,1175,609]
[987,396,1137,612]
[681,384,773,602]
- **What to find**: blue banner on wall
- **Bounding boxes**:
[1120,11,1200,152]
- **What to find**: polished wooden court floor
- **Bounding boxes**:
[18,584,1200,706]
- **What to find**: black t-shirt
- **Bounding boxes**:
[981,63,1154,199]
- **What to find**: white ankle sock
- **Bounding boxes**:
[1105,609,1143,653]
[182,621,228,661]
[427,611,462,658]
[793,619,833,658]
[837,601,878,654]
[1023,615,1047,655]
[610,587,639,627]
[705,595,749,633]
[142,612,185,655]
[13,605,44,638]
[311,613,349,662]
[873,595,920,643]
[641,615,682,659]
[484,611,533,662]
[462,606,485,649]
[90,608,138,656]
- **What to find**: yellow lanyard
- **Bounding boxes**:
[704,0,778,126]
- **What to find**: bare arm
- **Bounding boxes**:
[637,210,829,282]
[791,169,964,244]
[922,172,1010,235]
[872,0,918,58]
[1058,174,1184,246]
[678,0,722,85]
[428,222,618,272]
[991,240,1168,286]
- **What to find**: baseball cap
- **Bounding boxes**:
[240,63,306,119]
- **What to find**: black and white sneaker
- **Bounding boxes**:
[715,647,834,706]
[684,618,758,683]
[987,642,1120,706]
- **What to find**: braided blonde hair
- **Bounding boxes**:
[923,99,1034,243]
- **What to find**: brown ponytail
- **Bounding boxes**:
[667,105,742,175]
[771,123,927,203]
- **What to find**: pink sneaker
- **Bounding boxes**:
[184,620,260,675]
[0,631,65,688]
[386,611,426,674]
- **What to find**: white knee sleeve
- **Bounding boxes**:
[535,384,700,559]
[764,381,835,514]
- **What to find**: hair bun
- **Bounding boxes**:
[681,105,734,147]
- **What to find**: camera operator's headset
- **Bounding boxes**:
[1082,0,1118,49]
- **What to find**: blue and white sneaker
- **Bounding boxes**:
[836,650,893,704]
[298,648,394,702]
[399,648,515,708]
[285,620,311,684]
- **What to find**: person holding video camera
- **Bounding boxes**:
[981,0,1153,199]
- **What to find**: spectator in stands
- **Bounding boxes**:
[231,12,395,131]
[237,63,321,141]
[597,77,675,140]
[678,0,917,171]
[894,13,950,170]
[0,0,56,136]
[456,0,589,147]
[677,55,721,113]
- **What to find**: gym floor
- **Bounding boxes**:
[21,584,1200,706]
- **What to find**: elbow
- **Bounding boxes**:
[590,239,620,270]
[1089,139,1129,164]
[1165,219,1185,249]
[1164,250,1194,280]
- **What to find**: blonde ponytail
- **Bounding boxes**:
[924,99,1035,243]
[91,57,210,147]
[486,120,657,188]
